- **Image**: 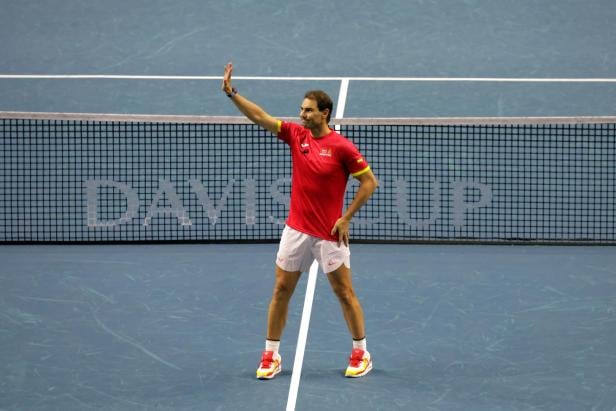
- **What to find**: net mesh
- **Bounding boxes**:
[1,112,614,243]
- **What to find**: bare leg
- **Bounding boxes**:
[326,265,365,340]
[266,265,302,340]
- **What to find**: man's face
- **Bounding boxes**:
[299,98,327,129]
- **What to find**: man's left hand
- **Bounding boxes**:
[331,218,350,247]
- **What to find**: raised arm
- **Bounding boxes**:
[222,63,280,134]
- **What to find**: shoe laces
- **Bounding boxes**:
[260,351,275,368]
[349,349,365,367]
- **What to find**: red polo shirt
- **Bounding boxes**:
[278,121,370,241]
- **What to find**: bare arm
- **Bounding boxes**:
[222,63,280,134]
[331,169,379,246]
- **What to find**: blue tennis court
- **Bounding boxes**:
[2,244,615,410]
[1,1,616,410]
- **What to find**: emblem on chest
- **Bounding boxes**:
[319,148,333,157]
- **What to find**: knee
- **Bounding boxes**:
[272,281,295,301]
[333,286,357,307]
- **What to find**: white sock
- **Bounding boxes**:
[353,337,367,351]
[265,339,280,354]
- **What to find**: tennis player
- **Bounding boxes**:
[222,63,378,379]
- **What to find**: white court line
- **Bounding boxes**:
[334,78,350,132]
[286,260,319,411]
[2,74,616,82]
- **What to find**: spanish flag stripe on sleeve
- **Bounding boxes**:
[351,166,371,177]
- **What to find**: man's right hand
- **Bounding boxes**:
[220,62,280,134]
[222,62,233,95]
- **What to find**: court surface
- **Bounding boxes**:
[1,1,616,410]
[1,244,616,410]
[1,0,616,117]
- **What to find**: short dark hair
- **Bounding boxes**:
[304,90,333,123]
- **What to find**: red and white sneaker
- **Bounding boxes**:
[345,348,372,377]
[256,351,282,380]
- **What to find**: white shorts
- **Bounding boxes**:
[276,226,351,274]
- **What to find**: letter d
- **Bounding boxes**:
[85,180,139,227]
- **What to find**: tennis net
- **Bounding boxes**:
[1,112,614,243]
